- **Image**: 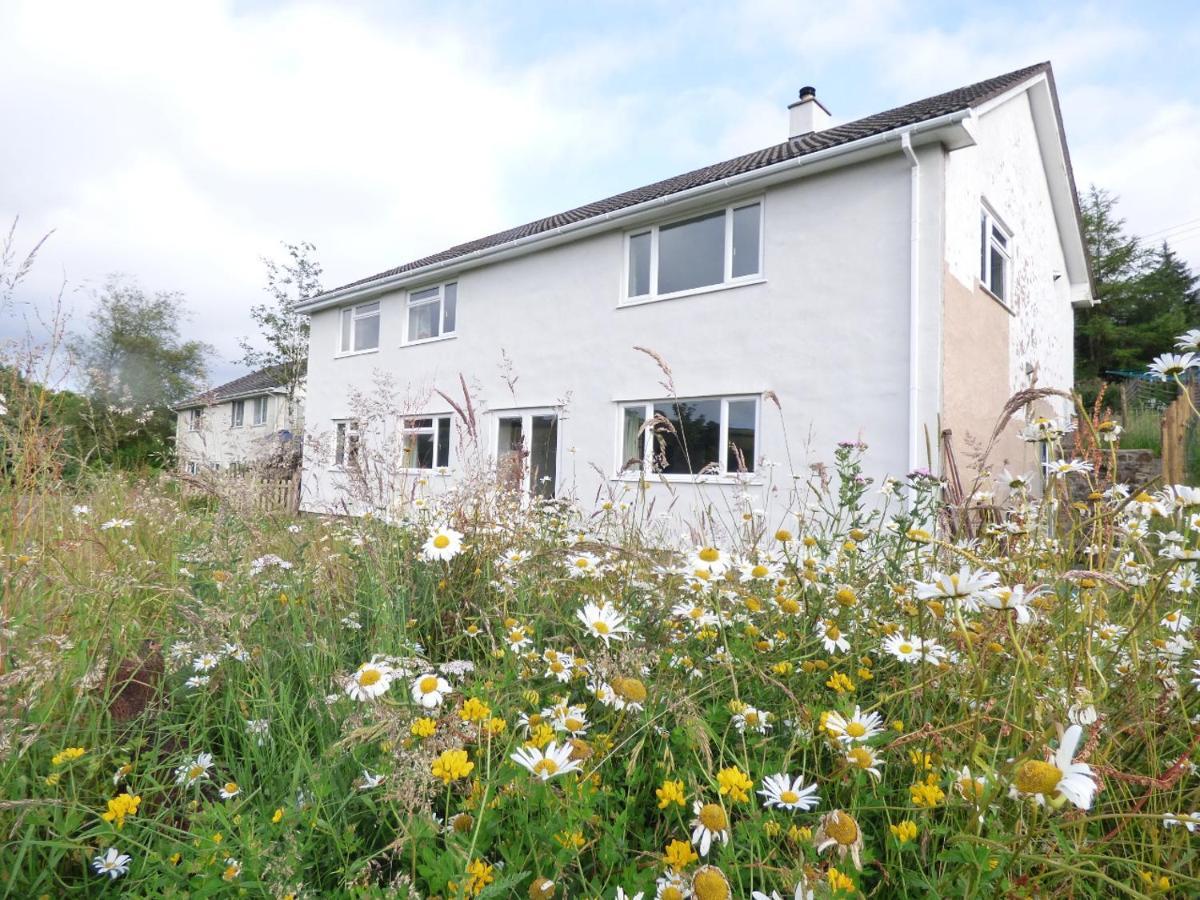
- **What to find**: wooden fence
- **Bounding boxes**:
[1161,385,1199,486]
[178,469,301,515]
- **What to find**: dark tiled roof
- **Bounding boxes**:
[176,363,303,409]
[322,62,1051,298]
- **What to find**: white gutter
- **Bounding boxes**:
[300,110,975,313]
[900,131,922,479]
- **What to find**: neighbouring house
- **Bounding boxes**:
[295,61,1094,524]
[173,364,305,475]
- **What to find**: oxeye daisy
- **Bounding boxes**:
[690,800,731,856]
[192,652,221,672]
[410,672,452,708]
[814,809,864,870]
[565,551,602,577]
[691,545,730,575]
[824,707,884,743]
[953,765,988,804]
[882,633,923,662]
[175,752,213,786]
[731,705,772,734]
[542,649,575,682]
[92,847,132,879]
[575,601,630,645]
[845,745,884,782]
[815,620,849,654]
[510,741,582,781]
[219,781,241,799]
[739,558,781,581]
[757,773,819,811]
[1009,724,1098,809]
[422,524,464,561]
[671,601,719,629]
[1149,351,1198,381]
[346,660,393,701]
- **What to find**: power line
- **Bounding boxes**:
[1141,216,1200,240]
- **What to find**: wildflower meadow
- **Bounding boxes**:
[4,384,1200,897]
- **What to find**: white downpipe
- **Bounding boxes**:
[900,131,921,479]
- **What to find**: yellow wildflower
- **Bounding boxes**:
[664,838,699,871]
[271,807,284,824]
[825,672,855,694]
[100,793,141,829]
[716,766,753,803]
[460,698,491,722]
[51,747,86,766]
[411,717,437,737]
[890,820,918,844]
[656,779,687,809]
[827,867,855,893]
[432,748,474,784]
[909,776,945,808]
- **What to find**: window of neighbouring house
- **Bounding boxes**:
[401,415,452,469]
[618,396,759,476]
[188,408,202,431]
[980,206,1012,302]
[334,419,361,468]
[625,201,762,302]
[339,301,381,353]
[252,396,268,426]
[185,460,199,475]
[406,282,457,343]
[231,400,245,427]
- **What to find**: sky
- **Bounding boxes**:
[3,0,1199,386]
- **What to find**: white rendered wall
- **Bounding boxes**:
[301,152,925,535]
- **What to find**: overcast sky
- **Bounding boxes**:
[3,0,1199,386]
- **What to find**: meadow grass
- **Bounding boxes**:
[1,444,1199,899]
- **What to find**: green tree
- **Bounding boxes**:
[71,276,213,467]
[238,241,320,416]
[1075,187,1200,378]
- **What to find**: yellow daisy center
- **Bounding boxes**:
[533,758,559,777]
[825,811,859,845]
[743,711,760,726]
[592,620,610,634]
[433,534,450,549]
[779,789,800,804]
[1014,760,1063,795]
[751,565,769,578]
[359,668,382,687]
[662,888,684,900]
[574,558,590,568]
[419,675,438,693]
[187,765,204,781]
[699,547,720,563]
[845,722,867,738]
[698,803,728,831]
[612,677,647,703]
[847,747,874,769]
[692,867,730,900]
[564,717,584,732]
[224,782,238,793]
[898,642,913,654]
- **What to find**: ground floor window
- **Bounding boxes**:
[401,415,451,469]
[334,420,360,468]
[185,460,199,475]
[619,395,758,476]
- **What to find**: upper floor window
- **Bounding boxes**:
[406,282,457,343]
[339,301,380,354]
[188,408,202,431]
[626,201,762,302]
[334,419,361,468]
[619,395,758,477]
[231,400,245,428]
[401,415,452,469]
[252,396,268,426]
[980,207,1012,302]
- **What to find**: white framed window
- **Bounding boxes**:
[980,206,1012,302]
[618,395,758,477]
[251,396,268,426]
[230,400,245,428]
[624,200,763,303]
[185,460,199,475]
[338,301,381,354]
[333,419,361,468]
[188,408,202,431]
[405,282,457,344]
[400,415,452,469]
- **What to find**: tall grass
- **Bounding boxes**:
[2,434,1199,898]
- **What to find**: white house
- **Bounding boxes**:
[174,365,304,474]
[295,62,1094,524]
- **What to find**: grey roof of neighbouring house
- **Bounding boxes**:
[175,363,303,409]
[319,61,1063,299]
